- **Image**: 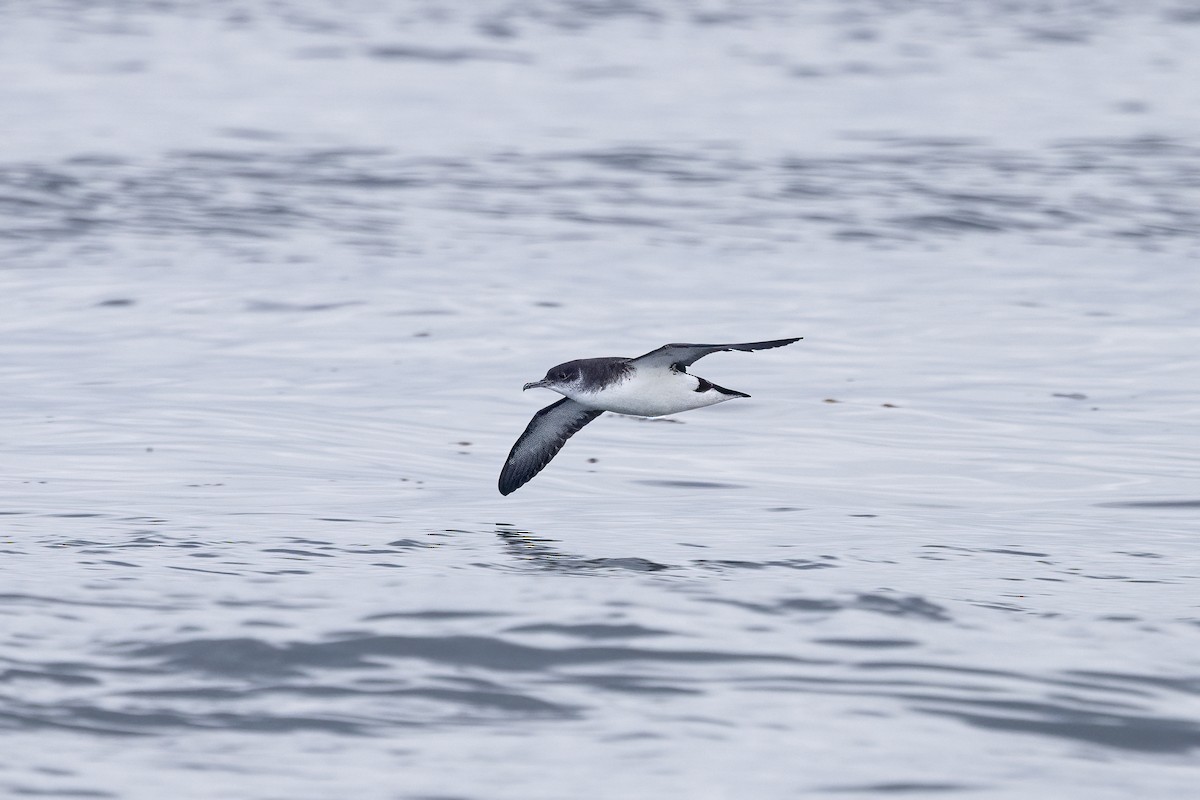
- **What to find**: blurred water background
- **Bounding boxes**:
[2,1,1199,798]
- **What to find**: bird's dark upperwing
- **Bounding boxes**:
[631,338,802,370]
[498,398,604,496]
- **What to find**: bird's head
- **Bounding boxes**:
[523,360,585,394]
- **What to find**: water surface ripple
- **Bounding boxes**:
[2,1,1200,799]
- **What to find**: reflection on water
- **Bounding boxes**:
[497,526,672,572]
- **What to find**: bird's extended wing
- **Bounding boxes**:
[631,337,802,370]
[498,398,604,496]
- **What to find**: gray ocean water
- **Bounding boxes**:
[3,1,1200,798]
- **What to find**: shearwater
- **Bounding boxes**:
[498,338,802,495]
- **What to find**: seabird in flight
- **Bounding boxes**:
[498,338,802,495]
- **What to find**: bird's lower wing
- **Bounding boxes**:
[498,398,604,495]
[631,337,802,370]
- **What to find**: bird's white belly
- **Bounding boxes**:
[566,369,735,417]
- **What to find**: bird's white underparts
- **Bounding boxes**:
[498,338,802,496]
